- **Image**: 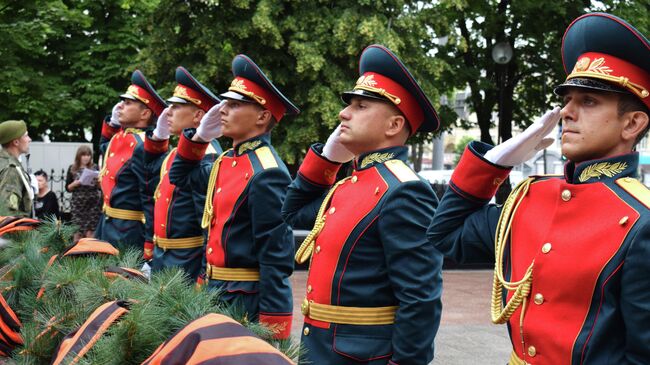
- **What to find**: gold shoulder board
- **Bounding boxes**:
[616,177,650,209]
[385,160,418,182]
[255,146,279,170]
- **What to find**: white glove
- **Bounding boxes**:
[484,107,561,167]
[322,125,355,163]
[140,262,151,279]
[109,102,121,127]
[195,100,226,141]
[152,107,170,140]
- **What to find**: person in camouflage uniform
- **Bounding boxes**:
[0,120,33,217]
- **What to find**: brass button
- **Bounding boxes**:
[561,189,571,201]
[541,243,552,254]
[301,298,309,315]
[303,327,310,336]
[329,207,336,214]
[534,293,544,305]
[528,345,537,357]
[351,176,358,183]
[374,187,380,195]
[315,245,321,253]
[166,198,169,203]
[121,158,125,163]
[231,161,237,167]
[109,152,115,157]
[216,187,222,193]
[130,142,135,147]
[307,285,312,293]
[208,247,213,254]
[619,216,629,225]
[245,173,249,180]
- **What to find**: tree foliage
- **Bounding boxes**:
[0,0,158,146]
[0,0,648,163]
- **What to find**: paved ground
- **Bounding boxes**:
[290,269,512,365]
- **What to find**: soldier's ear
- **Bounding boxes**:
[256,109,272,127]
[193,109,205,127]
[385,114,407,138]
[622,110,649,143]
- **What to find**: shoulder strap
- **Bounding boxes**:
[616,177,650,209]
[255,146,279,170]
[384,159,418,182]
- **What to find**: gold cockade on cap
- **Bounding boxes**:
[229,79,267,105]
[353,74,401,105]
[569,57,648,99]
[173,85,202,105]
[127,85,150,104]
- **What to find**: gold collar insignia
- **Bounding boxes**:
[360,152,395,169]
[578,161,628,182]
[238,140,262,155]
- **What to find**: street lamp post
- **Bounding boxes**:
[492,41,513,204]
[492,41,513,144]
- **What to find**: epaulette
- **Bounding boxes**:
[255,146,279,170]
[616,177,650,209]
[385,159,418,182]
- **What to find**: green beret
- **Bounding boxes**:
[0,120,27,145]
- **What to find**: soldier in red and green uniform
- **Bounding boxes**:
[282,45,443,365]
[96,70,167,249]
[143,67,222,279]
[428,13,650,364]
[168,55,298,339]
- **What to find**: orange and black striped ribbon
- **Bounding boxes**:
[0,293,22,356]
[142,313,294,365]
[51,300,129,365]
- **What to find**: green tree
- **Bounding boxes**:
[453,135,474,166]
[420,0,589,145]
[139,0,454,169]
[0,0,158,149]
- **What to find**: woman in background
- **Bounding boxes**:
[34,170,59,219]
[66,145,101,242]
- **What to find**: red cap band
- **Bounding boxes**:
[567,52,650,108]
[355,72,424,133]
[172,85,217,112]
[228,77,286,122]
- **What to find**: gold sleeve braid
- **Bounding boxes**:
[491,177,535,326]
[294,177,351,264]
[201,149,232,230]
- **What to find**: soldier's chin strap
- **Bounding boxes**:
[491,177,535,328]
[295,176,351,264]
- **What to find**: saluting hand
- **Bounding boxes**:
[108,102,122,128]
[195,100,226,142]
[484,107,561,167]
[322,125,355,163]
[152,107,171,140]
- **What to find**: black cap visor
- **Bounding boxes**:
[554,77,631,96]
[341,89,392,105]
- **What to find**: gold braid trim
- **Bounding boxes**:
[154,148,177,201]
[295,177,351,264]
[491,177,535,325]
[201,149,232,229]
